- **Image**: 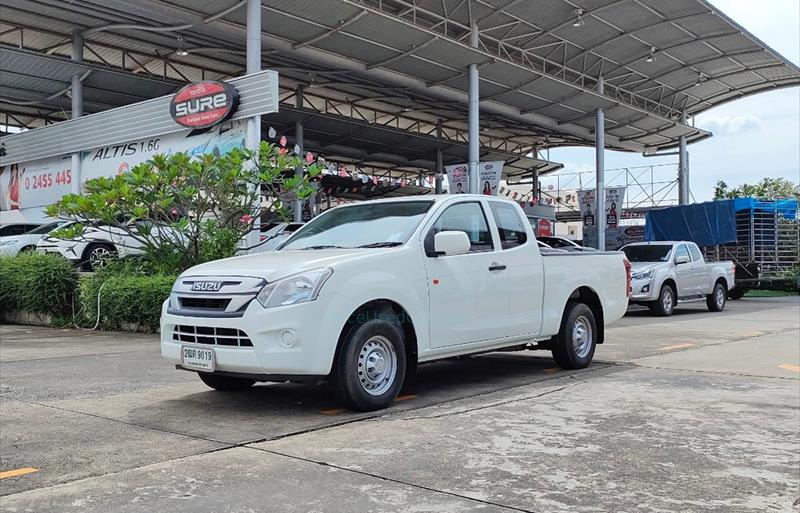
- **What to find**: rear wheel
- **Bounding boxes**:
[707,282,727,312]
[650,284,675,316]
[551,302,597,370]
[198,372,255,391]
[333,318,406,411]
[82,243,116,271]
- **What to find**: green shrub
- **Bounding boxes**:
[0,253,78,321]
[80,273,176,332]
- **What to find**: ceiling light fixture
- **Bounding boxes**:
[645,46,656,63]
[175,36,189,56]
[695,73,706,86]
[572,9,585,27]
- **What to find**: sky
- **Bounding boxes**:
[544,0,800,202]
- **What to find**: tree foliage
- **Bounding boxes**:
[713,177,800,201]
[46,142,320,273]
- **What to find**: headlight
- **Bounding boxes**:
[168,292,179,310]
[632,269,654,280]
[256,268,332,308]
[0,239,18,246]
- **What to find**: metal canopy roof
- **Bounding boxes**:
[1,0,798,157]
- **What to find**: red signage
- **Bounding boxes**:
[537,219,553,237]
[170,81,239,129]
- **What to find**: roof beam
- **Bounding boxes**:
[292,10,368,49]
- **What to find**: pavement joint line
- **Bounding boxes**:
[0,348,155,364]
[629,363,800,381]
[625,326,799,362]
[0,468,39,480]
[247,445,536,513]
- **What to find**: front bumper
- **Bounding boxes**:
[160,291,350,377]
[629,278,658,301]
[37,244,80,263]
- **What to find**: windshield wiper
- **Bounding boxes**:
[299,245,345,250]
[358,242,403,248]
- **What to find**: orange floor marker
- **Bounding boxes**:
[0,468,39,480]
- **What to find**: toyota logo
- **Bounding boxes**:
[170,81,239,129]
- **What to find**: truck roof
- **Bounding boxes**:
[623,241,694,246]
[335,194,517,206]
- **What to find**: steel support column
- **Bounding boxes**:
[435,119,443,194]
[293,85,304,222]
[245,0,261,249]
[70,29,83,195]
[595,77,606,251]
[678,112,689,205]
[467,23,480,194]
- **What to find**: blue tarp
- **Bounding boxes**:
[644,198,798,247]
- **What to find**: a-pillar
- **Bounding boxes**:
[467,22,479,193]
[293,85,304,222]
[70,29,83,195]
[595,76,606,251]
[678,112,689,205]
[245,0,262,249]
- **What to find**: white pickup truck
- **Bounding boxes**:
[161,195,630,410]
[622,241,735,316]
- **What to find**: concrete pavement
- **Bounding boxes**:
[0,296,798,512]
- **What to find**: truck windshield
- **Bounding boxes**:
[622,245,673,262]
[280,201,434,250]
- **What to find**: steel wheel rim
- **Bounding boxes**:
[662,288,673,313]
[571,315,593,358]
[716,286,725,307]
[357,335,397,396]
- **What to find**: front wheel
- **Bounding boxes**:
[707,282,727,312]
[333,318,406,411]
[198,372,255,391]
[82,243,116,271]
[551,302,597,370]
[650,284,675,316]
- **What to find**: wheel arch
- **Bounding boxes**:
[566,286,605,344]
[334,299,419,374]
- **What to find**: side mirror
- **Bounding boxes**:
[675,255,690,265]
[433,231,471,257]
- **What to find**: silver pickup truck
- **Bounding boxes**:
[621,241,735,316]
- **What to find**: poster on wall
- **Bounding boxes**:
[445,161,504,195]
[578,187,627,249]
[0,120,246,218]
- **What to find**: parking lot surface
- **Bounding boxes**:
[1,296,798,512]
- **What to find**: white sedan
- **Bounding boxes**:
[0,222,65,256]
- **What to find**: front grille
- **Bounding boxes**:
[179,297,231,310]
[172,325,253,347]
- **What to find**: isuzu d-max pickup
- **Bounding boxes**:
[162,195,630,410]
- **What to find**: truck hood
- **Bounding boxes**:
[630,262,661,272]
[181,248,385,282]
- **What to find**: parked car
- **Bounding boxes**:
[36,222,146,271]
[238,222,306,254]
[0,222,66,256]
[0,223,43,237]
[622,241,735,316]
[162,195,631,411]
[538,236,595,252]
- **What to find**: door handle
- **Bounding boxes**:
[488,263,507,271]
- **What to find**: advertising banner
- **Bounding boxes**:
[445,161,504,195]
[578,187,627,250]
[1,120,246,212]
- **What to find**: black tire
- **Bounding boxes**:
[333,318,406,411]
[18,245,36,253]
[728,286,747,300]
[650,284,676,316]
[198,372,255,391]
[82,243,116,271]
[707,281,727,312]
[551,302,597,370]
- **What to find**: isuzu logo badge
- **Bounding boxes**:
[170,81,239,129]
[190,281,224,292]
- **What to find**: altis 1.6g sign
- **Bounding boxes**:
[170,81,239,129]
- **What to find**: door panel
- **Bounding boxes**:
[674,244,694,296]
[424,201,509,348]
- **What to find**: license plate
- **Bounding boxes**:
[182,346,215,372]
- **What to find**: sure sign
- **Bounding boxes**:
[170,81,239,129]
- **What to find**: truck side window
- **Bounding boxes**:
[675,244,690,262]
[489,202,528,249]
[688,244,703,262]
[430,202,494,253]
